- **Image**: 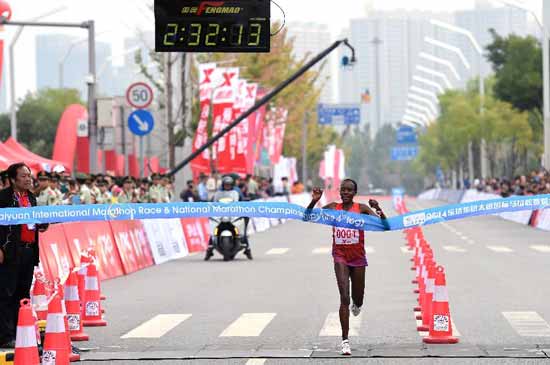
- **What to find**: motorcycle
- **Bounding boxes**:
[204,195,253,261]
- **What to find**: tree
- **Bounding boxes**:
[486,29,542,113]
[0,88,83,158]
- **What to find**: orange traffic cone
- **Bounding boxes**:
[64,272,89,342]
[31,274,48,321]
[423,266,459,344]
[82,263,107,327]
[42,290,70,364]
[417,259,435,331]
[14,299,39,365]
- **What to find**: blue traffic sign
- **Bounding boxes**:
[396,125,417,144]
[391,146,418,161]
[128,110,155,136]
[318,104,361,125]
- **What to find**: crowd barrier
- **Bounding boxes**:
[418,188,550,232]
[37,194,311,282]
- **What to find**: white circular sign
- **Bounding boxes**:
[126,82,154,109]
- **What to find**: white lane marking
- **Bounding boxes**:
[319,312,362,337]
[443,246,467,253]
[400,246,411,254]
[265,248,289,255]
[246,360,266,365]
[365,246,376,254]
[487,246,514,253]
[416,317,461,336]
[220,313,276,337]
[530,245,550,253]
[502,312,550,337]
[121,314,192,338]
[312,247,331,254]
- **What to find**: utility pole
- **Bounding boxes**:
[371,35,383,136]
[302,112,308,183]
[165,52,175,170]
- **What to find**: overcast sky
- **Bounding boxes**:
[0,0,542,100]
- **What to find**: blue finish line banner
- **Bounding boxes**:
[0,195,549,231]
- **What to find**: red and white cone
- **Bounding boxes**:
[423,266,459,344]
[42,290,70,364]
[64,271,89,342]
[14,299,39,365]
[82,263,107,327]
[31,272,49,321]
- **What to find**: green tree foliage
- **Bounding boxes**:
[416,88,537,179]
[0,88,83,158]
[486,29,542,112]
[197,24,340,178]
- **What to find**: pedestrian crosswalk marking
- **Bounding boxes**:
[487,246,514,253]
[502,312,550,337]
[246,360,266,365]
[313,247,331,254]
[530,245,550,253]
[220,313,276,337]
[400,246,411,254]
[443,246,467,253]
[319,312,362,337]
[265,248,289,255]
[121,314,192,339]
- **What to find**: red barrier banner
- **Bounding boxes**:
[109,220,154,274]
[39,224,74,282]
[62,222,125,281]
[181,218,210,253]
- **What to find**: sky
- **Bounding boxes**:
[0,0,543,102]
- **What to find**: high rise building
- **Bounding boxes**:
[454,0,528,79]
[286,22,334,103]
[35,34,112,98]
[337,2,529,138]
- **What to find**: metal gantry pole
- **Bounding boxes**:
[302,112,308,183]
[87,20,98,173]
[1,18,98,173]
[168,39,356,176]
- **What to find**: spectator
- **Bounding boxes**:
[206,172,218,201]
[291,180,305,194]
[197,174,209,201]
[0,163,48,348]
[246,174,259,200]
[180,180,199,202]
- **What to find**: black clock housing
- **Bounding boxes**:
[155,0,271,53]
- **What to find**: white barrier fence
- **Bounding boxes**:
[418,188,550,231]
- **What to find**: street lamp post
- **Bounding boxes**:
[8,6,66,141]
[1,18,98,174]
[429,19,487,179]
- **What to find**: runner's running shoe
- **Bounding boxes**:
[341,340,351,356]
[351,303,361,317]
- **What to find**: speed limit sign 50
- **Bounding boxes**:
[126,82,154,109]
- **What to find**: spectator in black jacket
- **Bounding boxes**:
[0,163,48,348]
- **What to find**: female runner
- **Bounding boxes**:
[306,179,387,355]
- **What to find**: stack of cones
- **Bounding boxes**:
[82,263,107,327]
[64,271,89,342]
[31,270,49,321]
[42,290,70,364]
[401,200,458,345]
[14,299,39,365]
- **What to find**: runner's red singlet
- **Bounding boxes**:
[332,203,368,267]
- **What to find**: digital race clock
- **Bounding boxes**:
[155,0,270,53]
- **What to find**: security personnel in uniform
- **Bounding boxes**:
[0,163,48,348]
[148,174,163,203]
[35,171,57,206]
[49,173,64,205]
[117,177,138,203]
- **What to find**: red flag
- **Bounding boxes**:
[191,63,217,175]
[212,68,239,173]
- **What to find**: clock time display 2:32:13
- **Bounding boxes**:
[161,20,268,50]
